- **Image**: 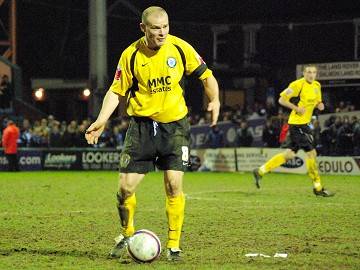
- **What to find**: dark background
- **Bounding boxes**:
[1,0,360,119]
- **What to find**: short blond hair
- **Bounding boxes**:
[141,6,167,24]
[303,64,317,72]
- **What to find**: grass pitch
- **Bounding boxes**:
[0,171,359,269]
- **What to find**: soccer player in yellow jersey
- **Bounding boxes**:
[253,65,334,197]
[85,6,220,260]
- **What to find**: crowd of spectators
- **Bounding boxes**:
[0,115,129,149]
[0,99,359,156]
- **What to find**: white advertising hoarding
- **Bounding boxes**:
[235,148,307,174]
[317,156,360,175]
[191,147,360,175]
[190,148,236,172]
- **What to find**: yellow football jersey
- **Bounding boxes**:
[280,78,322,125]
[109,34,213,123]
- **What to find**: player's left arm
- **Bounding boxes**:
[202,75,220,126]
[178,39,220,126]
[316,84,324,111]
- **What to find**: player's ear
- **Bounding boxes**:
[140,23,146,33]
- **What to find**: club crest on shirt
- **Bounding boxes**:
[314,88,319,94]
[167,57,177,68]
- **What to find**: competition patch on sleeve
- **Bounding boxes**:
[196,53,206,65]
[285,88,293,95]
[114,65,122,80]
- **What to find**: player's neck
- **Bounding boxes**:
[144,37,161,51]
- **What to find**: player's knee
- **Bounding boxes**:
[306,149,317,159]
[119,188,133,200]
[119,174,138,196]
[166,180,182,197]
[119,180,135,198]
[284,149,296,160]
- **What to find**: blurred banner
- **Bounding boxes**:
[0,148,120,171]
[296,61,360,87]
[1,148,359,175]
[0,149,42,171]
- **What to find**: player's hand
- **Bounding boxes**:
[317,102,325,111]
[295,106,306,115]
[207,100,220,127]
[85,121,106,144]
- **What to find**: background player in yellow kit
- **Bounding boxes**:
[85,6,220,260]
[253,65,334,197]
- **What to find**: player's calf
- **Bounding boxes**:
[252,168,262,189]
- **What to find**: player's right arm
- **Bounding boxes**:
[278,81,305,115]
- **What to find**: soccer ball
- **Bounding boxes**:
[127,229,161,263]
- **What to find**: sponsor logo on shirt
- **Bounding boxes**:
[147,76,172,94]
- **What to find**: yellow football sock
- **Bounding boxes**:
[259,153,287,176]
[117,192,136,237]
[166,193,185,249]
[306,158,322,191]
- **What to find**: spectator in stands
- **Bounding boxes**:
[49,124,63,147]
[97,121,112,148]
[312,119,322,153]
[19,118,32,147]
[2,119,20,171]
[336,117,354,156]
[221,110,233,122]
[328,117,342,155]
[205,125,224,148]
[353,117,360,155]
[60,121,67,134]
[74,124,89,147]
[335,101,346,112]
[198,111,212,125]
[262,119,279,147]
[47,115,58,130]
[0,75,12,109]
[63,120,78,147]
[119,118,130,139]
[236,120,253,147]
[110,125,124,149]
[246,106,260,120]
[0,79,4,109]
[30,127,45,147]
[278,114,289,144]
[264,98,278,117]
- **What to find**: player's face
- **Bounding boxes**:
[141,13,169,50]
[303,67,317,83]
